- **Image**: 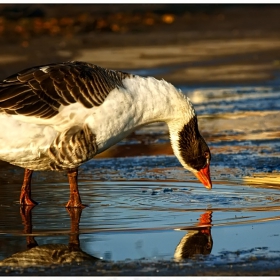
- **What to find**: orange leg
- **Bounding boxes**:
[19,169,38,206]
[65,168,86,208]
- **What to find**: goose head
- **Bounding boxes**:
[168,111,212,189]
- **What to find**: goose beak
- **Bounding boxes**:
[195,164,212,189]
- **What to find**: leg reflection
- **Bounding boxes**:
[0,206,99,266]
[20,205,38,249]
[66,207,82,250]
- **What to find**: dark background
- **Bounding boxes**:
[0,4,279,83]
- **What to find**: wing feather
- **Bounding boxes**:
[0,90,33,108]
[0,61,131,119]
[20,103,55,117]
[0,84,30,101]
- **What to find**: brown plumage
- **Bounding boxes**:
[0,61,131,119]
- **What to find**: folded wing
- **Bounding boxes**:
[0,61,131,119]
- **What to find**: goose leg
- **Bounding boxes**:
[66,168,86,208]
[19,169,38,206]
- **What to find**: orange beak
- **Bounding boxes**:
[195,163,212,189]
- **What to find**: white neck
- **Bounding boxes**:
[87,75,196,156]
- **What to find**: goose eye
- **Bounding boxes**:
[204,152,210,164]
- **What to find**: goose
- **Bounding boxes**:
[0,61,212,208]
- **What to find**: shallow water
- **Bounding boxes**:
[0,77,280,269]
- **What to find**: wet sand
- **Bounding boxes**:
[3,259,280,276]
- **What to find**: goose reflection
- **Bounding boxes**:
[174,211,213,261]
[0,206,99,266]
[0,208,213,265]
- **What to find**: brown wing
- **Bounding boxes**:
[0,61,131,119]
